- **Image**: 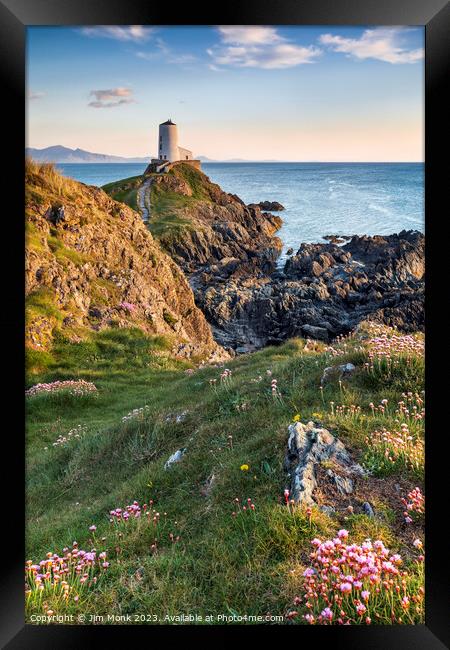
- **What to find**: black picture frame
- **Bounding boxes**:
[1,0,448,646]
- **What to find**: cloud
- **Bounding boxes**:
[88,87,135,108]
[217,26,284,45]
[319,27,424,64]
[136,38,197,65]
[29,90,45,100]
[80,26,155,42]
[208,25,321,69]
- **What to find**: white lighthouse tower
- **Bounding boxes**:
[158,119,179,162]
[147,118,198,174]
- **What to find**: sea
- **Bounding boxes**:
[56,162,424,264]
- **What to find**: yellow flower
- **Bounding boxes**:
[293,414,301,422]
[240,464,249,471]
[312,412,322,418]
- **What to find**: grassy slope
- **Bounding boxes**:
[26,325,424,624]
[101,175,142,212]
[102,165,213,242]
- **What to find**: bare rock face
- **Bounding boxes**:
[195,230,424,351]
[284,421,365,507]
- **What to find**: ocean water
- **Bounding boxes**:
[57,162,424,263]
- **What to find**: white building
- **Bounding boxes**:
[157,119,193,162]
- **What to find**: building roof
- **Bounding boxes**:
[160,119,176,126]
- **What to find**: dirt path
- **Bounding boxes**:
[137,177,153,223]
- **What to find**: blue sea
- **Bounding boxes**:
[56,162,424,263]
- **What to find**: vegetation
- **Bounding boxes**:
[26,323,425,625]
[101,175,142,212]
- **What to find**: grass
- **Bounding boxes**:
[26,325,425,624]
[101,176,142,212]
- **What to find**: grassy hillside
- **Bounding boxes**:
[25,160,219,359]
[101,175,142,212]
[26,323,425,625]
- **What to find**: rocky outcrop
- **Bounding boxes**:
[25,161,225,360]
[248,201,285,212]
[102,165,424,353]
[284,421,365,506]
[194,230,424,351]
[122,165,284,274]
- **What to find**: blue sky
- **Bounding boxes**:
[27,25,424,161]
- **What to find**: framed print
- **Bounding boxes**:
[1,0,448,646]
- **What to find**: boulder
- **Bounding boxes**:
[284,421,365,506]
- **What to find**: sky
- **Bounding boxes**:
[27,25,424,162]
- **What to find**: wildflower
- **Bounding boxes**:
[337,529,349,539]
[340,582,352,593]
[413,539,423,549]
[293,414,301,422]
[284,489,290,504]
[89,525,96,532]
[321,607,333,621]
[240,464,249,471]
[26,380,97,398]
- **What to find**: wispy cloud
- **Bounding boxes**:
[208,25,321,69]
[319,27,424,64]
[29,90,46,100]
[80,26,155,42]
[217,26,284,45]
[136,38,197,65]
[88,87,135,108]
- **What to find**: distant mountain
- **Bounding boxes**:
[26,145,150,164]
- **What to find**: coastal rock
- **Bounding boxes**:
[194,231,424,351]
[121,165,284,274]
[248,201,285,212]
[283,421,365,506]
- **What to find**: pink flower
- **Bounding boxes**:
[337,529,349,539]
[340,582,352,593]
[361,590,370,601]
[321,607,333,621]
[89,525,96,532]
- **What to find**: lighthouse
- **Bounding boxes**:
[157,119,193,162]
[146,119,199,174]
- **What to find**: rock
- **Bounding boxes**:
[321,362,356,386]
[248,201,285,212]
[327,470,354,495]
[363,502,375,518]
[164,448,186,470]
[194,231,424,351]
[286,247,294,255]
[45,204,66,225]
[320,505,336,516]
[302,324,329,342]
[284,421,365,506]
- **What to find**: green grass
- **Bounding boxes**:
[26,329,424,624]
[101,176,142,211]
